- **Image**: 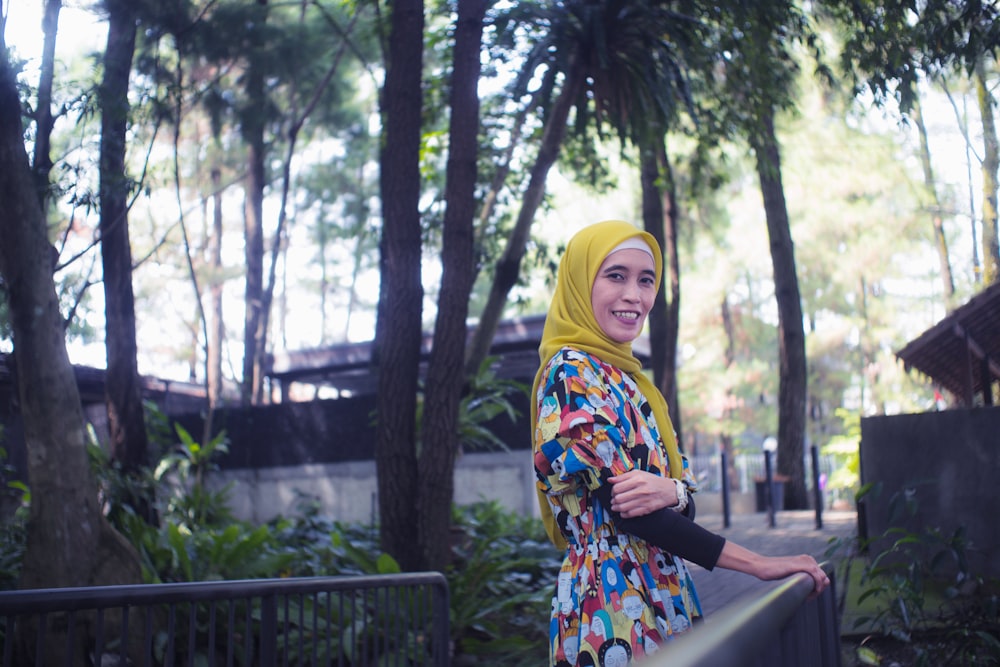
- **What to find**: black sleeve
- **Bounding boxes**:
[593,484,725,571]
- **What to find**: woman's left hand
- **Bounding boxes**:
[608,470,677,518]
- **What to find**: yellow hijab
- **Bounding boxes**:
[530,220,684,549]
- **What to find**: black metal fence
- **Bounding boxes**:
[0,573,449,667]
[653,564,841,667]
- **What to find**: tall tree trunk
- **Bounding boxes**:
[751,110,808,510]
[241,0,268,406]
[99,0,152,518]
[720,297,740,491]
[975,59,1000,285]
[417,0,486,572]
[1,36,141,664]
[31,0,61,213]
[912,95,956,305]
[465,55,584,375]
[208,166,224,409]
[374,0,424,571]
[640,138,683,447]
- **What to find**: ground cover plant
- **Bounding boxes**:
[831,484,1000,666]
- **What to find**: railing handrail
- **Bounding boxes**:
[0,572,448,613]
[647,563,840,667]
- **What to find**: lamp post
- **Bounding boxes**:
[762,437,778,528]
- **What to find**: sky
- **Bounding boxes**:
[4,2,105,64]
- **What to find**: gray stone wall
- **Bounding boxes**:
[207,450,756,525]
[859,406,1000,579]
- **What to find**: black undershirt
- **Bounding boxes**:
[592,484,726,571]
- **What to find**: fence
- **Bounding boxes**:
[0,573,449,667]
[688,451,838,496]
[655,564,841,667]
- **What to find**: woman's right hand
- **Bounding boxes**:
[715,542,831,597]
[607,470,678,517]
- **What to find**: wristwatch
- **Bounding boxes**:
[669,478,688,513]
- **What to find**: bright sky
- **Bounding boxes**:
[3,1,105,65]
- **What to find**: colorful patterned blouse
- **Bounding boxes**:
[534,347,702,667]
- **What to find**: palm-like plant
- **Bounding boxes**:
[467,0,706,373]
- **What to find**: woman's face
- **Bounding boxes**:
[590,248,656,344]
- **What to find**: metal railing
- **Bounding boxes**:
[653,564,841,667]
[0,573,449,667]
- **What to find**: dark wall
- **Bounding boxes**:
[173,396,380,469]
[860,407,1000,579]
[173,391,533,471]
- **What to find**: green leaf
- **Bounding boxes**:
[375,552,401,574]
[856,646,880,665]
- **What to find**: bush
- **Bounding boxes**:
[831,482,1000,666]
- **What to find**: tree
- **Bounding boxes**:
[31,0,61,213]
[373,0,425,570]
[974,58,999,284]
[707,1,816,508]
[751,108,809,508]
[641,140,684,444]
[466,0,701,375]
[464,2,582,375]
[825,0,1000,286]
[242,0,269,405]
[99,0,152,519]
[416,0,488,572]
[1,30,142,663]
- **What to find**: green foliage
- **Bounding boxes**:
[446,501,559,666]
[0,443,26,591]
[266,495,400,578]
[820,407,860,501]
[457,357,528,453]
[0,440,31,590]
[830,483,1000,666]
[415,355,527,454]
[153,422,235,529]
[87,429,158,528]
[123,512,295,584]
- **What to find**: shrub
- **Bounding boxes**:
[831,482,1000,666]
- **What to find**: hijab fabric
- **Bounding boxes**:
[531,220,684,549]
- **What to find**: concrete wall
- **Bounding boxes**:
[859,406,1000,579]
[207,449,756,525]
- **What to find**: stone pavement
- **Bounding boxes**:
[687,509,858,616]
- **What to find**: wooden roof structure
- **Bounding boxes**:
[895,282,1000,407]
[265,314,652,399]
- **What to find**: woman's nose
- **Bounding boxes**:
[622,281,641,301]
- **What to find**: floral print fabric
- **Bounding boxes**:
[534,348,702,667]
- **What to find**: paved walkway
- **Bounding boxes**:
[688,509,858,615]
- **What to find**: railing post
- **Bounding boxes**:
[720,450,731,529]
[259,594,277,666]
[811,444,824,529]
[432,577,450,667]
[764,449,776,528]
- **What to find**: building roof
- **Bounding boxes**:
[895,282,1000,406]
[265,314,652,397]
[0,352,207,415]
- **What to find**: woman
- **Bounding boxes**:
[532,220,829,666]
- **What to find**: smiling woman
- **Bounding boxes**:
[530,220,830,667]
